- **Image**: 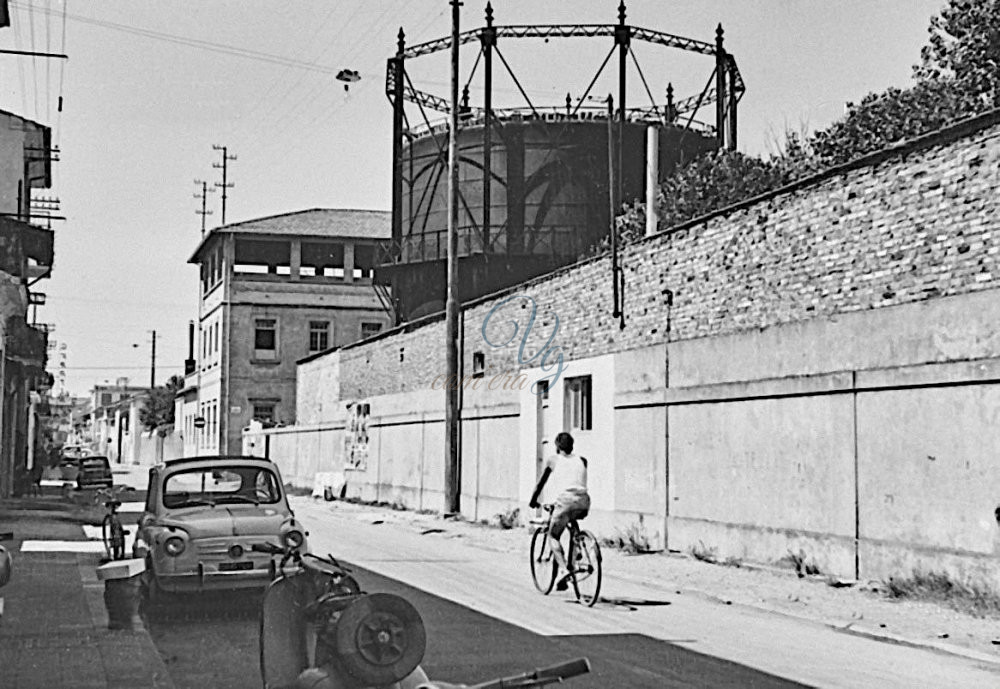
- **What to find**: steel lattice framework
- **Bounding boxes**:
[385,7,745,135]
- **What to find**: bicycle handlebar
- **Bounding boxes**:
[532,658,590,681]
[467,657,591,689]
[251,542,348,578]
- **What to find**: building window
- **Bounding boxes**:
[564,375,592,431]
[472,352,485,379]
[253,403,276,425]
[100,393,112,406]
[361,322,382,339]
[254,318,277,359]
[309,321,330,352]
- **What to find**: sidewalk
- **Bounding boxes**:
[0,494,174,689]
[294,497,1000,669]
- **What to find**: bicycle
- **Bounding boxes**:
[95,486,131,561]
[529,504,602,607]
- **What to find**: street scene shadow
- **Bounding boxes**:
[590,596,673,612]
[141,589,262,623]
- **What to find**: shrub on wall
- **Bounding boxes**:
[603,0,1000,251]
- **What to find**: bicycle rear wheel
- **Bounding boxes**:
[101,514,114,560]
[110,517,126,560]
[569,531,602,607]
[529,527,557,594]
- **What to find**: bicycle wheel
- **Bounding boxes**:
[569,531,602,607]
[529,527,557,594]
[101,514,114,560]
[110,517,126,560]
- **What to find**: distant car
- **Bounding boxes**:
[76,455,113,489]
[134,456,307,599]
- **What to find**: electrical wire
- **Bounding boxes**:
[27,0,38,120]
[237,0,356,132]
[10,0,354,74]
[248,0,444,168]
[55,0,66,145]
[245,0,411,147]
[11,4,29,117]
[44,0,51,122]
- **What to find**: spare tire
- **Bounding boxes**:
[334,592,426,685]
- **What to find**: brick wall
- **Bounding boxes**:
[336,110,1000,391]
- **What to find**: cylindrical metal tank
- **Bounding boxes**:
[383,115,717,320]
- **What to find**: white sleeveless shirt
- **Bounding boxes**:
[544,452,588,498]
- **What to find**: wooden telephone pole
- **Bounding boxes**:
[444,0,462,515]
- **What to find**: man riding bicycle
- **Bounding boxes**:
[529,432,589,591]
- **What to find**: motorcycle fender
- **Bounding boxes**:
[260,571,317,689]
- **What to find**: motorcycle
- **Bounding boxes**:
[255,542,591,689]
[255,541,429,688]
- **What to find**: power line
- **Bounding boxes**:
[11,4,29,117]
[11,0,351,74]
[235,0,346,128]
[44,0,50,121]
[27,0,38,119]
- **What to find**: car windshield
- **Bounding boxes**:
[81,457,108,469]
[162,466,282,508]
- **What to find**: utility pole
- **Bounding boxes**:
[193,179,215,236]
[444,0,462,516]
[150,330,157,388]
[212,145,237,225]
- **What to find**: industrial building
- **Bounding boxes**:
[183,208,394,456]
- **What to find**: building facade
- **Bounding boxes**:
[0,110,54,498]
[186,208,393,456]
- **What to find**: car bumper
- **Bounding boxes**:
[155,562,279,592]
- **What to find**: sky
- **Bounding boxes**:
[0,0,947,396]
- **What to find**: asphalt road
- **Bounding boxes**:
[142,562,806,689]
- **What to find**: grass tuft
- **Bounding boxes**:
[884,570,1000,619]
[690,540,717,564]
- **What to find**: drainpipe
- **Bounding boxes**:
[645,125,659,237]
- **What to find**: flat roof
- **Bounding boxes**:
[189,208,391,263]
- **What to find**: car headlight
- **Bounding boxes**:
[164,536,186,557]
[282,530,304,549]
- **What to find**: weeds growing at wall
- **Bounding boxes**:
[783,549,822,578]
[495,507,520,530]
[885,570,1000,618]
[690,541,718,564]
[601,518,654,554]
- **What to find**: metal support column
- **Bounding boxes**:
[615,1,628,208]
[482,3,495,252]
[715,24,726,149]
[728,62,738,150]
[390,30,406,264]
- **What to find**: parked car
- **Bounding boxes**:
[134,456,307,599]
[76,455,113,489]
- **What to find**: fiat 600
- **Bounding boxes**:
[134,456,307,598]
